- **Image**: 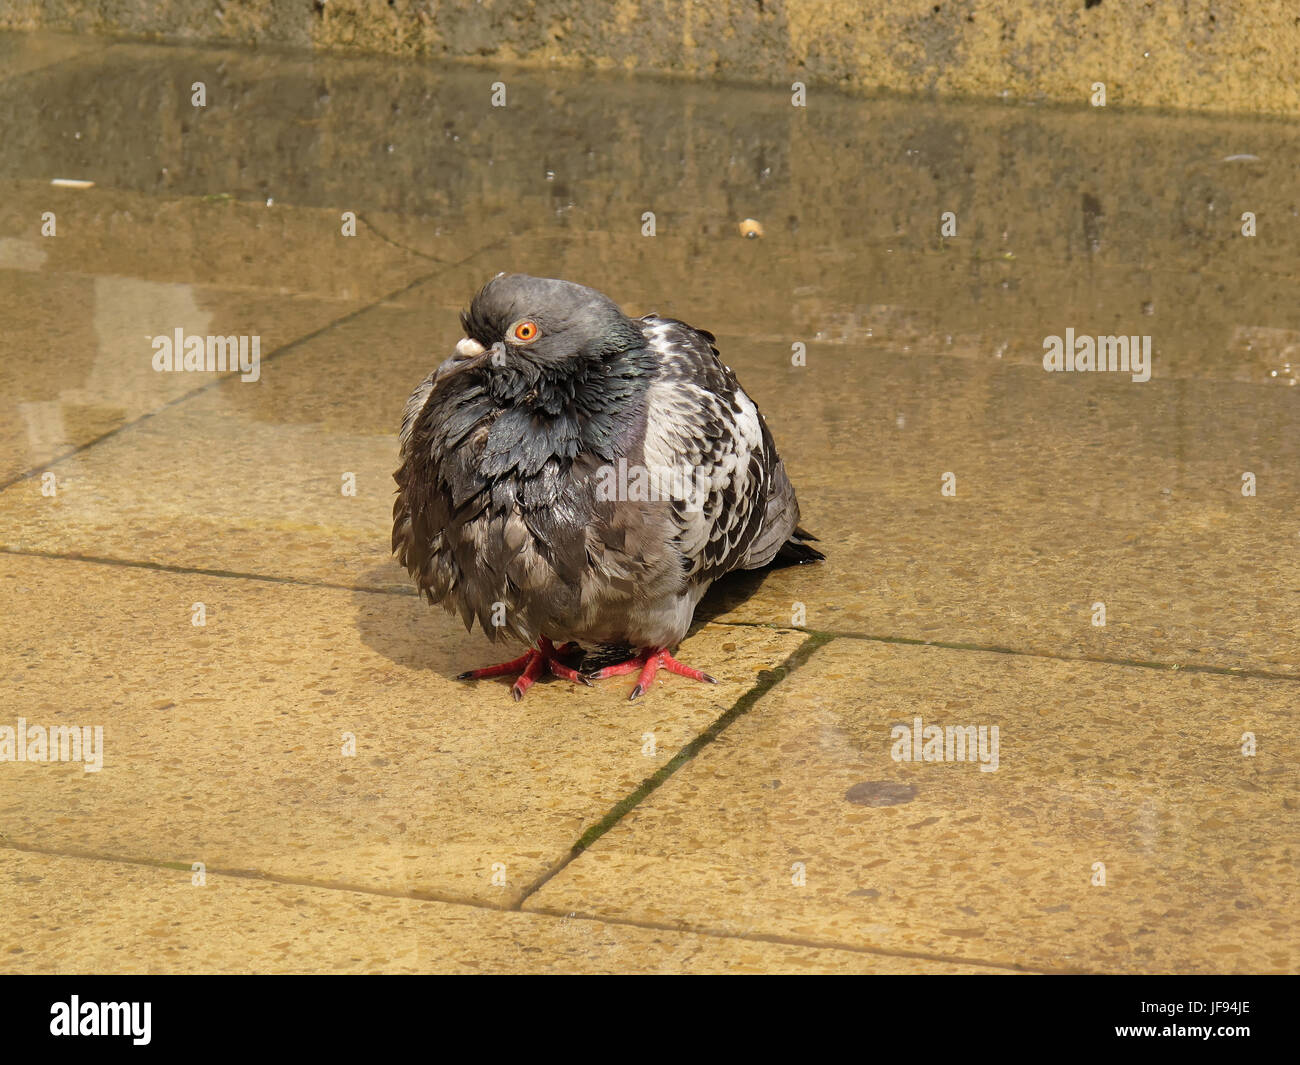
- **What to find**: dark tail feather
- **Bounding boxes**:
[776,526,825,564]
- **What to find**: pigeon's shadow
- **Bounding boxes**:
[353,552,822,676]
[351,561,502,675]
[689,554,818,631]
[577,556,814,672]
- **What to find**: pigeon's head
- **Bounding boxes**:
[453,274,645,377]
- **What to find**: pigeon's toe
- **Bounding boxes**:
[587,647,718,699]
[456,637,591,699]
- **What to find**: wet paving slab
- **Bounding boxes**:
[0,554,805,907]
[0,32,1296,972]
[527,638,1298,974]
[0,267,378,485]
[2,848,1014,974]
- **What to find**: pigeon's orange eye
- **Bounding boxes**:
[513,321,538,342]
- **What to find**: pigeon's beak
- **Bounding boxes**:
[432,337,497,388]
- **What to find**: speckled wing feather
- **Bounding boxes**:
[637,315,804,586]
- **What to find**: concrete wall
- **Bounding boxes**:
[0,1,1297,116]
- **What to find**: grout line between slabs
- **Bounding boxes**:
[511,632,836,908]
[0,838,1062,973]
[0,43,100,89]
[519,906,1090,975]
[719,619,1300,683]
[0,546,411,595]
[0,838,496,910]
[3,545,1294,682]
[355,211,446,262]
[0,226,531,495]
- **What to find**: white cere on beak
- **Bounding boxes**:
[456,337,486,357]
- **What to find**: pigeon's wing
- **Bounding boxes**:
[638,316,798,584]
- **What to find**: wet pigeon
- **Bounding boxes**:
[393,274,823,700]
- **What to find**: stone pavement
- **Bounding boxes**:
[0,34,1295,973]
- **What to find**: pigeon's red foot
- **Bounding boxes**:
[585,647,718,701]
[456,637,590,701]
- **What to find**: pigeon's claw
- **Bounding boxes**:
[585,647,719,701]
[510,648,548,701]
[455,637,588,700]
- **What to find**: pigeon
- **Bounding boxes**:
[392,274,823,700]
